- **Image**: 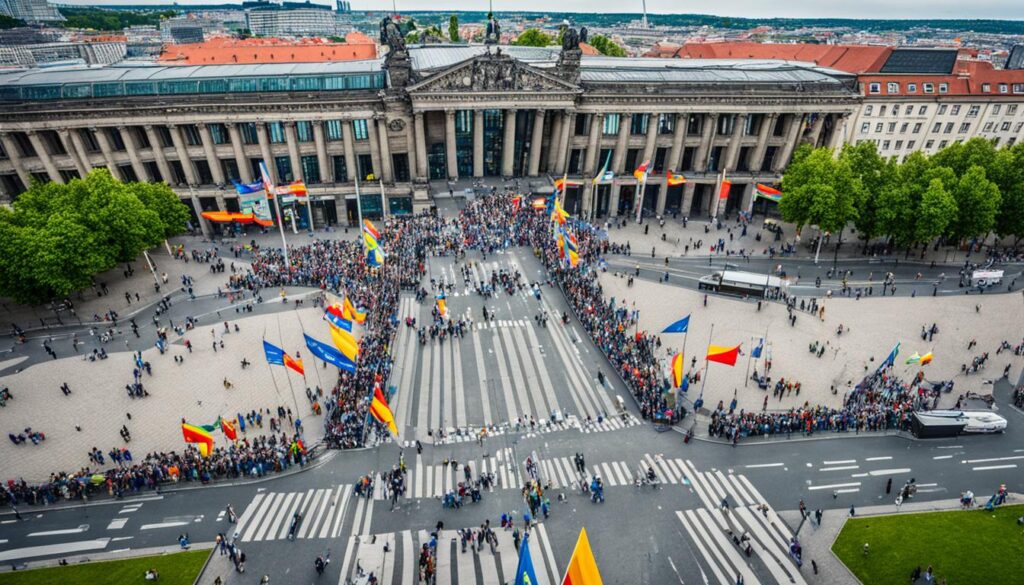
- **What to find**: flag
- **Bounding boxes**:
[220,418,237,441]
[562,527,603,585]
[435,291,447,317]
[276,181,308,198]
[362,219,381,241]
[263,340,304,375]
[370,385,399,437]
[880,342,901,370]
[366,247,385,267]
[304,333,357,373]
[706,344,741,366]
[755,183,782,202]
[342,297,367,324]
[233,179,264,194]
[667,171,686,186]
[919,352,933,365]
[671,352,684,388]
[511,195,522,207]
[363,231,382,251]
[719,178,732,201]
[551,198,570,225]
[661,315,690,334]
[181,422,214,457]
[513,533,539,585]
[561,227,579,268]
[752,338,764,359]
[325,310,354,332]
[905,352,921,365]
[259,160,275,194]
[328,323,360,362]
[553,176,582,193]
[592,151,613,185]
[633,160,650,182]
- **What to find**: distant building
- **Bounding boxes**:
[245,1,338,37]
[1006,45,1024,70]
[0,41,125,67]
[159,34,377,65]
[335,0,351,13]
[163,23,204,45]
[0,0,63,23]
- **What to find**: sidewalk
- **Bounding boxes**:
[0,542,214,574]
[778,492,1024,585]
[678,414,911,446]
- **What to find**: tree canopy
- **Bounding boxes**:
[57,7,174,31]
[0,170,189,305]
[513,28,554,47]
[588,35,627,57]
[448,15,460,43]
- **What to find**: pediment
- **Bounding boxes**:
[408,52,579,94]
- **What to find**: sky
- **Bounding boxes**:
[72,1,1024,20]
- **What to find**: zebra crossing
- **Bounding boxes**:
[371,447,521,501]
[389,254,623,444]
[233,484,363,543]
[338,522,560,585]
[398,412,642,448]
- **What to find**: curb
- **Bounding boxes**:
[669,421,913,446]
[0,542,215,574]
[194,545,217,585]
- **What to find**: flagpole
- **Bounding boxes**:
[745,335,753,388]
[262,329,286,406]
[696,323,714,408]
[379,178,388,219]
[635,171,646,224]
[354,173,364,229]
[295,309,325,393]
[305,193,315,233]
[276,314,302,421]
[268,163,291,269]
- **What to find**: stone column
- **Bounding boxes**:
[375,116,393,182]
[723,114,747,171]
[169,125,198,185]
[611,113,630,174]
[227,123,253,183]
[118,126,148,183]
[473,110,484,178]
[749,113,778,174]
[256,122,277,183]
[545,111,563,173]
[26,132,61,183]
[444,109,458,179]
[681,183,696,216]
[827,113,848,151]
[806,114,825,147]
[283,121,303,183]
[93,127,121,179]
[694,113,718,172]
[641,113,658,167]
[583,113,603,175]
[144,126,173,184]
[0,133,32,188]
[311,121,330,183]
[554,110,574,175]
[198,123,226,185]
[740,182,756,213]
[402,115,417,183]
[342,120,357,182]
[501,109,516,177]
[667,113,687,173]
[366,118,383,181]
[528,109,545,176]
[414,112,428,180]
[58,130,89,177]
[609,183,622,218]
[774,114,806,173]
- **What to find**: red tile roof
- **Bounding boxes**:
[159,34,377,65]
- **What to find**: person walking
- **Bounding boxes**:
[886,477,892,494]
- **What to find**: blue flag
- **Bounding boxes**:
[662,314,690,333]
[752,338,763,359]
[680,375,689,393]
[513,533,538,585]
[879,341,901,371]
[263,340,285,366]
[324,311,353,332]
[233,179,264,194]
[304,334,356,373]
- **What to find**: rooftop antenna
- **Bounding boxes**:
[641,0,648,29]
[392,0,398,18]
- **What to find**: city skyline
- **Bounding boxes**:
[60,1,1024,21]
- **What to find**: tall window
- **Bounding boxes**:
[602,113,620,136]
[296,121,314,142]
[325,120,344,141]
[209,123,230,145]
[182,124,202,146]
[630,113,648,135]
[240,123,258,145]
[353,119,369,141]
[268,122,286,144]
[332,155,348,182]
[658,113,675,134]
[301,155,320,183]
[275,155,292,181]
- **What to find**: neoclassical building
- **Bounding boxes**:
[0,34,859,228]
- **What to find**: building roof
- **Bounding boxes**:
[649,42,892,74]
[1007,45,1024,70]
[878,48,957,75]
[159,34,377,64]
[407,44,562,72]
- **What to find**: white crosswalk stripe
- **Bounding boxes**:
[234,486,355,542]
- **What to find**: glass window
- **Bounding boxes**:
[290,76,321,91]
[602,113,619,135]
[94,83,124,97]
[887,82,900,94]
[182,124,202,146]
[895,140,903,150]
[332,155,348,182]
[268,122,286,143]
[62,84,92,99]
[630,114,648,135]
[932,122,941,133]
[275,155,292,182]
[993,105,1001,115]
[939,83,948,94]
[353,119,369,141]
[24,85,60,100]
[876,123,884,132]
[301,155,320,183]
[882,140,890,150]
[880,106,887,116]
[228,78,259,93]
[325,120,344,141]
[907,83,917,93]
[967,105,980,117]
[923,83,934,94]
[983,122,994,132]
[951,105,961,115]
[860,123,870,133]
[900,123,908,133]
[907,140,915,149]
[240,123,258,145]
[1014,84,1024,94]
[658,113,675,134]
[938,105,948,115]
[887,122,896,133]
[347,75,372,89]
[865,105,873,116]
[925,140,934,149]
[913,123,922,134]
[959,123,971,133]
[918,106,927,115]
[324,76,348,90]
[999,84,1009,94]
[1009,105,1018,115]
[944,123,954,133]
[199,79,228,93]
[982,83,991,93]
[296,121,314,142]
[1002,121,1011,131]
[260,78,289,92]
[209,123,229,145]
[868,83,880,94]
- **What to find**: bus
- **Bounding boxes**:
[697,270,785,298]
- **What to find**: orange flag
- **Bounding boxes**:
[562,527,603,585]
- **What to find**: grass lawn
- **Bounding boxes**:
[0,549,208,585]
[832,503,1024,585]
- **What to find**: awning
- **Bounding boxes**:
[201,211,273,227]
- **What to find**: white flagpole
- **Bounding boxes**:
[379,179,388,218]
[635,170,647,224]
[267,162,291,269]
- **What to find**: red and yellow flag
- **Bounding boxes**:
[562,527,603,585]
[220,418,238,441]
[667,171,686,186]
[283,353,304,376]
[181,422,214,457]
[370,385,399,437]
[706,344,741,366]
[671,352,684,388]
[328,323,359,362]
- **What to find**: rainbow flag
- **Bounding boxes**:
[706,344,741,366]
[275,180,308,198]
[181,422,214,457]
[562,228,579,268]
[671,352,684,388]
[551,198,570,225]
[561,527,603,585]
[667,171,686,186]
[435,291,447,318]
[755,183,782,202]
[362,219,381,241]
[370,384,399,437]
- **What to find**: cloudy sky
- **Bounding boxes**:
[72,1,1024,20]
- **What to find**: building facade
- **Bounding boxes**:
[0,0,62,23]
[0,41,858,227]
[245,2,339,37]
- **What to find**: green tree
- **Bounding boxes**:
[839,141,893,250]
[947,165,1001,242]
[0,14,25,29]
[992,144,1024,241]
[779,145,860,236]
[448,15,459,43]
[0,170,189,305]
[914,178,956,246]
[930,137,997,178]
[588,35,627,57]
[514,28,554,47]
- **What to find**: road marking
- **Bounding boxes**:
[933,455,953,460]
[864,456,893,462]
[916,483,938,488]
[28,525,88,537]
[867,468,912,476]
[745,463,785,468]
[0,539,6,545]
[963,456,1024,464]
[106,518,128,530]
[110,536,134,542]
[973,464,1018,471]
[0,538,110,562]
[139,521,190,530]
[851,473,868,478]
[808,482,861,491]
[936,445,962,449]
[819,466,859,472]
[835,488,860,494]
[823,459,856,465]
